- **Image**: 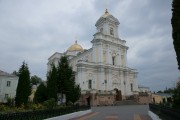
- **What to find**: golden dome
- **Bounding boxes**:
[67,41,83,52]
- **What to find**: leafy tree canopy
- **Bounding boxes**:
[47,64,58,101]
[57,56,81,104]
[34,83,48,103]
[157,88,174,94]
[31,75,42,85]
[173,83,180,108]
[172,0,180,70]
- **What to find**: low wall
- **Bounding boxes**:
[45,109,92,120]
[149,103,180,120]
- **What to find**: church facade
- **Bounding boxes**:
[48,10,139,106]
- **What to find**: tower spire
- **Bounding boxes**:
[105,8,109,14]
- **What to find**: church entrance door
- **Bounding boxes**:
[114,88,122,101]
[86,96,90,106]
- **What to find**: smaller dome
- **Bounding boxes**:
[67,41,83,52]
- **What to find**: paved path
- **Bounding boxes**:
[70,105,151,120]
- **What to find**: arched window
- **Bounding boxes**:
[88,80,92,89]
[112,56,115,65]
[131,83,133,92]
[110,27,114,35]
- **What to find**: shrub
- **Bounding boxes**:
[26,103,45,110]
[0,104,8,112]
[43,98,56,109]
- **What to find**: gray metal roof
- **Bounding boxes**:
[0,70,17,77]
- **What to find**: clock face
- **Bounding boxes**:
[110,27,114,35]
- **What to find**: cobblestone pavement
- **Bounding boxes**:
[70,105,151,120]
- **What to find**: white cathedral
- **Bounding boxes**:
[48,9,139,106]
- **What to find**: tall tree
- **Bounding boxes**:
[57,56,80,104]
[67,84,81,104]
[47,64,58,101]
[172,83,180,108]
[31,75,42,85]
[34,83,47,103]
[66,72,81,104]
[172,0,180,70]
[15,61,31,107]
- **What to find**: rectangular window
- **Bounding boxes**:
[131,83,133,92]
[88,80,92,89]
[104,80,107,84]
[7,81,11,87]
[5,94,8,99]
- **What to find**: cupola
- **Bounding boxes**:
[67,41,83,52]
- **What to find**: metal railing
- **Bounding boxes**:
[149,103,180,120]
[0,105,90,120]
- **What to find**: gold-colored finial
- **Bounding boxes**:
[105,9,109,14]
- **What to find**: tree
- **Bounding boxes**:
[66,72,81,104]
[47,64,58,101]
[164,88,174,94]
[67,84,81,105]
[157,88,174,94]
[15,61,31,107]
[31,75,42,85]
[34,83,48,103]
[157,91,163,93]
[172,0,180,70]
[172,83,180,108]
[57,56,81,104]
[12,70,18,75]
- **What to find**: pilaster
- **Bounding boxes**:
[106,46,111,64]
[117,48,121,66]
[106,68,112,90]
[124,49,127,67]
[98,43,103,63]
[98,67,104,90]
[92,45,96,63]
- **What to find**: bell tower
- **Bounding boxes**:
[95,9,120,38]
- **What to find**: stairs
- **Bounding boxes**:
[114,100,140,106]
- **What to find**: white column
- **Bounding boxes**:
[124,49,127,67]
[92,45,96,63]
[125,71,130,95]
[77,67,82,89]
[124,71,128,97]
[120,71,124,95]
[115,26,119,38]
[80,67,86,90]
[98,68,104,90]
[117,49,121,66]
[106,46,111,64]
[98,43,103,63]
[106,69,112,91]
[103,22,108,35]
[134,73,138,92]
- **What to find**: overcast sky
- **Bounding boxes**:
[0,0,179,92]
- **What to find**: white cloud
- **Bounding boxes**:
[0,0,179,91]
